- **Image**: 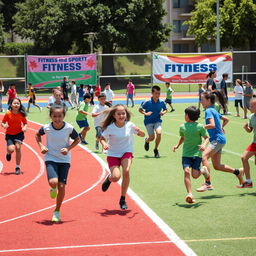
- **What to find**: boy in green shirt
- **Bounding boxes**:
[165,82,175,112]
[76,93,92,144]
[173,106,209,204]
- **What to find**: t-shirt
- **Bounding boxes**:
[140,98,167,125]
[61,81,69,93]
[179,122,207,157]
[92,104,108,127]
[244,86,253,99]
[206,78,216,91]
[7,88,16,100]
[102,121,138,157]
[95,87,101,97]
[38,122,78,163]
[220,79,227,96]
[28,87,35,98]
[78,88,85,98]
[166,87,173,100]
[2,111,27,135]
[76,101,89,121]
[205,106,226,144]
[249,114,256,143]
[127,83,135,95]
[104,89,114,102]
[71,84,77,95]
[234,85,243,100]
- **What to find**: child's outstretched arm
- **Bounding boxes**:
[204,118,215,129]
[100,136,109,150]
[35,133,48,154]
[79,110,92,116]
[243,123,253,133]
[134,126,145,137]
[173,136,184,152]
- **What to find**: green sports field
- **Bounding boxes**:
[27,102,256,256]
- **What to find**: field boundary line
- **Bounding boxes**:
[185,237,256,243]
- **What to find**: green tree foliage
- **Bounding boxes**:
[13,0,171,54]
[186,0,256,49]
[0,1,5,51]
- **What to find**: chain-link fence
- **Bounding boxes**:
[1,51,256,93]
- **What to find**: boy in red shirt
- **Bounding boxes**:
[7,84,17,105]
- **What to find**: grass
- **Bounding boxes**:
[0,57,19,78]
[22,99,256,256]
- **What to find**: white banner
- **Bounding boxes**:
[153,52,233,84]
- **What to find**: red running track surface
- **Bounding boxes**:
[0,121,193,256]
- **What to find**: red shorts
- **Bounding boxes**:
[107,152,133,168]
[246,143,256,155]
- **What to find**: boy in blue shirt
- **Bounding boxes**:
[139,85,167,158]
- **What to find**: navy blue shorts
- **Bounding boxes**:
[127,94,133,99]
[165,99,172,104]
[76,119,89,128]
[5,132,25,146]
[182,156,202,171]
[45,161,70,184]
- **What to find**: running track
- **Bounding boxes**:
[0,120,195,256]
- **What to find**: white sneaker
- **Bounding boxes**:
[185,193,195,204]
[40,107,43,112]
[52,211,61,222]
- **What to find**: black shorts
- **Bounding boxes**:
[5,132,25,146]
[45,161,70,184]
[63,91,69,100]
[29,96,36,104]
[235,99,243,108]
[182,156,202,171]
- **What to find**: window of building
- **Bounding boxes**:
[173,44,189,53]
[173,0,188,8]
[173,20,182,33]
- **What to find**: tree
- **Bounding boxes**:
[13,0,171,74]
[186,0,256,50]
[0,1,5,51]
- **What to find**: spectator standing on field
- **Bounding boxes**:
[220,73,229,114]
[70,81,78,109]
[126,79,135,107]
[104,83,115,107]
[206,71,217,92]
[60,77,73,108]
[243,80,254,119]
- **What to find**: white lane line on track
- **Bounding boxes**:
[0,161,3,173]
[0,240,173,253]
[0,132,45,200]
[0,126,106,225]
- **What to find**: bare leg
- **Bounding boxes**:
[27,101,31,112]
[241,151,255,180]
[154,128,162,150]
[81,126,90,140]
[15,143,22,165]
[121,158,132,197]
[55,182,65,211]
[184,167,192,194]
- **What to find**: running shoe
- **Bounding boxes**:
[171,109,175,112]
[236,168,244,185]
[185,194,195,204]
[6,153,11,161]
[95,141,99,150]
[119,199,128,210]
[40,107,43,112]
[52,211,61,222]
[81,140,88,145]
[237,181,253,188]
[144,139,149,151]
[50,188,58,199]
[196,183,214,192]
[15,167,20,175]
[154,149,160,158]
[102,174,111,192]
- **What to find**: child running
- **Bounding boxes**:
[6,84,17,105]
[91,93,108,150]
[27,83,42,112]
[100,104,145,210]
[35,104,80,222]
[234,79,245,118]
[1,98,27,174]
[165,82,175,112]
[197,91,244,192]
[173,106,209,203]
[76,93,92,144]
[240,98,256,188]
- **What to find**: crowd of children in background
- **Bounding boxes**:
[1,73,256,221]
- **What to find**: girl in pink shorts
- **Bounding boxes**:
[100,104,145,210]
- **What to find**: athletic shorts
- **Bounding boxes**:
[76,119,89,128]
[208,140,225,153]
[182,156,202,171]
[234,99,243,108]
[45,161,70,184]
[165,99,172,104]
[127,94,133,99]
[5,132,25,146]
[29,96,36,104]
[107,152,133,169]
[95,126,103,138]
[246,143,256,153]
[145,122,162,136]
[63,91,69,100]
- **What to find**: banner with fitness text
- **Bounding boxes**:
[27,54,97,88]
[153,52,232,84]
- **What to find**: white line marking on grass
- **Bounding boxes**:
[0,241,173,253]
[0,125,106,225]
[0,132,44,200]
[185,237,256,243]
